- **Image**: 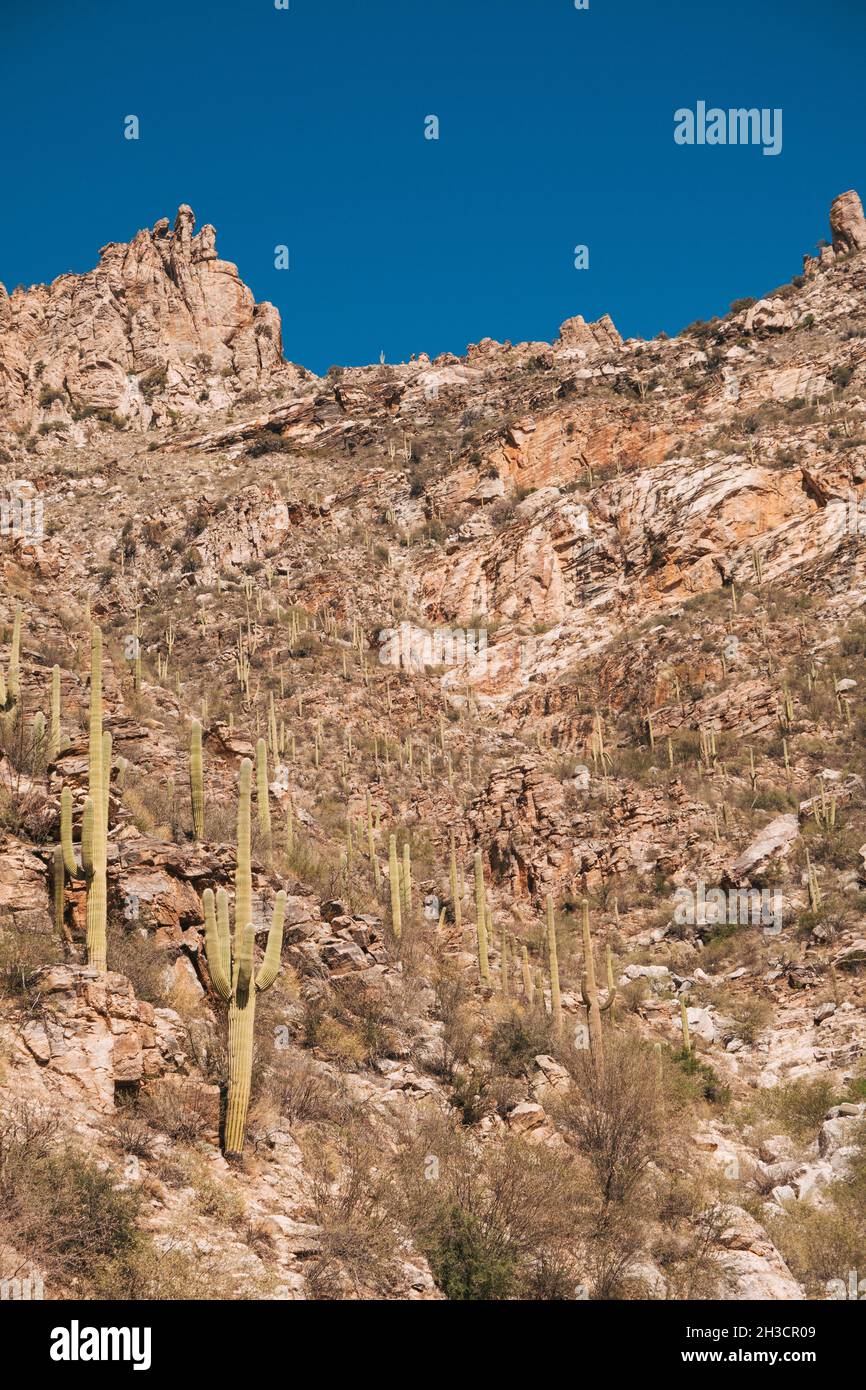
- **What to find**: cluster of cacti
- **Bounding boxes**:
[589,711,612,772]
[60,626,109,969]
[698,725,717,772]
[752,547,764,585]
[202,758,286,1158]
[811,782,837,833]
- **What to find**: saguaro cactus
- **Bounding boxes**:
[473,851,490,983]
[49,665,61,761]
[202,758,286,1159]
[402,841,412,924]
[190,719,205,840]
[580,898,615,1078]
[7,602,22,706]
[388,834,402,938]
[255,737,272,849]
[58,642,107,967]
[365,791,381,891]
[449,830,462,931]
[85,627,108,971]
[680,997,692,1057]
[546,895,562,1033]
[521,945,534,1004]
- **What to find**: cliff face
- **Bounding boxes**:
[0,205,302,435]
[1,190,866,1303]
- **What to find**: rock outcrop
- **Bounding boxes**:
[804,188,866,275]
[829,189,866,255]
[0,205,304,437]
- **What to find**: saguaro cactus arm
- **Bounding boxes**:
[235,923,255,1002]
[235,758,253,931]
[81,798,95,877]
[203,888,232,1000]
[60,787,81,878]
[256,889,287,991]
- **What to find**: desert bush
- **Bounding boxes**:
[106,924,169,1006]
[761,1078,838,1143]
[0,924,63,998]
[140,1079,213,1145]
[556,1036,666,1204]
[488,1007,551,1077]
[0,1104,140,1294]
[394,1111,588,1300]
[267,1049,344,1124]
[304,1121,400,1299]
[430,965,476,1081]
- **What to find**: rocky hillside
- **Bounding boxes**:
[1,191,866,1302]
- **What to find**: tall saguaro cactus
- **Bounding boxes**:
[473,851,490,983]
[580,898,614,1079]
[202,758,286,1159]
[546,895,562,1033]
[449,830,462,931]
[85,626,108,971]
[59,630,108,968]
[255,737,272,850]
[388,834,402,938]
[680,997,692,1057]
[190,719,205,840]
[7,602,22,706]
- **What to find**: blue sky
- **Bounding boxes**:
[1,0,864,375]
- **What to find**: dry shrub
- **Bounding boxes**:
[0,1104,140,1294]
[266,1048,344,1124]
[556,1036,667,1204]
[140,1078,215,1144]
[0,923,63,999]
[431,964,476,1081]
[394,1110,589,1300]
[304,1119,401,1299]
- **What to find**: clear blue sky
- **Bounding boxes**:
[1,0,864,375]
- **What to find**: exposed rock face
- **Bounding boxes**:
[830,189,866,255]
[804,188,866,275]
[556,312,622,357]
[14,966,186,1111]
[3,186,866,1303]
[0,205,303,436]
